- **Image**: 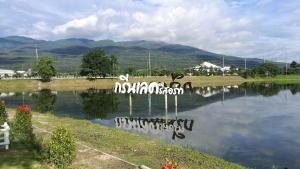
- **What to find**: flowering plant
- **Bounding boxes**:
[162,158,184,169]
[16,104,31,112]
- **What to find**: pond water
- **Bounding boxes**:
[1,83,300,169]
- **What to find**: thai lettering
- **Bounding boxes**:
[115,117,194,140]
[114,74,193,95]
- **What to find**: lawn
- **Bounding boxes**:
[1,75,300,93]
[0,142,47,169]
[0,76,251,92]
[27,111,248,169]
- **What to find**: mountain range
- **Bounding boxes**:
[0,36,281,72]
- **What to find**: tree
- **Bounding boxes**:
[124,67,137,76]
[111,55,120,77]
[80,49,111,79]
[290,61,298,68]
[257,63,280,77]
[33,56,56,82]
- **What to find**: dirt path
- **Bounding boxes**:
[33,126,139,169]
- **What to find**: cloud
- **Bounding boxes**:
[0,0,300,62]
[256,0,273,6]
[53,15,98,35]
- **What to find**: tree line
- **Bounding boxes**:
[31,49,300,81]
[32,49,120,82]
[243,61,300,78]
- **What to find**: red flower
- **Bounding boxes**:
[162,158,183,169]
[16,104,31,112]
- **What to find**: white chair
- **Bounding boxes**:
[0,122,10,150]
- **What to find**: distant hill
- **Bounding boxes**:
[0,36,283,72]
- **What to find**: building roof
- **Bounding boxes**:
[200,62,221,69]
[0,69,15,74]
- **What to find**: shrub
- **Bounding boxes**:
[0,100,8,124]
[12,104,33,143]
[49,126,76,169]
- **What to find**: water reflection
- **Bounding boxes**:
[1,83,300,169]
[115,117,194,140]
[80,89,119,118]
[32,89,57,113]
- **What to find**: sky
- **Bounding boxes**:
[0,0,300,62]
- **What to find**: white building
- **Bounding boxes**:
[0,69,15,78]
[0,69,30,78]
[200,61,221,69]
[191,61,237,75]
[192,61,221,73]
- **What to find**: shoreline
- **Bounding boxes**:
[2,75,300,92]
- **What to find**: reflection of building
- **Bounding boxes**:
[195,86,232,98]
[0,92,15,98]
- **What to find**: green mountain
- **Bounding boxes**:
[0,36,281,72]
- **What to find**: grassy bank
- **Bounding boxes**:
[1,75,300,92]
[3,109,248,169]
[254,75,300,84]
[0,76,250,92]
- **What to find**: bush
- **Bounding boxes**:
[12,105,33,143]
[49,126,76,169]
[0,100,8,124]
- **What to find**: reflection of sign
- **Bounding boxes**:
[114,74,192,95]
[115,117,194,140]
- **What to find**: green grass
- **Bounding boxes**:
[27,111,248,169]
[0,76,250,92]
[1,75,300,92]
[0,142,47,169]
[253,75,300,84]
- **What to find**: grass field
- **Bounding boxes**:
[17,110,248,169]
[1,75,300,92]
[0,142,47,169]
[0,76,252,92]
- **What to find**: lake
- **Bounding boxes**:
[1,82,300,169]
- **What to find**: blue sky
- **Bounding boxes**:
[0,0,300,62]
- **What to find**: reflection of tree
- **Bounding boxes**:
[241,82,300,97]
[32,89,56,113]
[288,84,300,95]
[80,89,119,118]
[257,83,280,97]
[240,83,281,97]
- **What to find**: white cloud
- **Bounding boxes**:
[1,0,300,61]
[53,15,98,35]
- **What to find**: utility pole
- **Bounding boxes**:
[222,56,224,76]
[245,57,247,70]
[146,53,149,77]
[286,63,288,76]
[148,51,151,77]
[35,45,39,60]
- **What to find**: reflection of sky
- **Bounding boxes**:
[93,90,300,168]
[172,91,300,169]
